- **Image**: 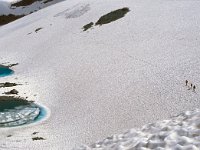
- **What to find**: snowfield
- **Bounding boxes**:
[0,0,200,149]
[74,109,200,150]
[0,0,65,25]
[0,0,64,15]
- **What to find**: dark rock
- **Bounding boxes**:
[0,82,18,88]
[0,15,24,26]
[32,137,45,141]
[35,28,43,33]
[32,132,39,135]
[10,89,18,94]
[7,63,19,68]
[83,22,94,31]
[5,89,19,95]
[4,82,17,87]
[95,7,130,26]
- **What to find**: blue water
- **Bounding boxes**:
[0,65,48,126]
[0,65,47,127]
[0,104,48,128]
[34,105,48,122]
[0,66,13,77]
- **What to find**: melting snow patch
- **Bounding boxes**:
[54,3,90,19]
[0,96,47,127]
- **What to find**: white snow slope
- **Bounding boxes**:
[74,109,200,149]
[1,0,200,149]
[0,0,64,15]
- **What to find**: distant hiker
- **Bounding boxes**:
[193,85,196,92]
[186,80,188,86]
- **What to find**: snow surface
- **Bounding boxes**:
[0,1,10,14]
[0,0,64,15]
[74,109,200,149]
[0,0,200,149]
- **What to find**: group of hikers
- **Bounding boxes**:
[185,80,196,92]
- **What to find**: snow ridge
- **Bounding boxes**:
[75,109,200,150]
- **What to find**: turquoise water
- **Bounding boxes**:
[0,97,47,127]
[0,66,13,77]
[0,102,48,127]
[0,65,48,127]
[34,105,48,122]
